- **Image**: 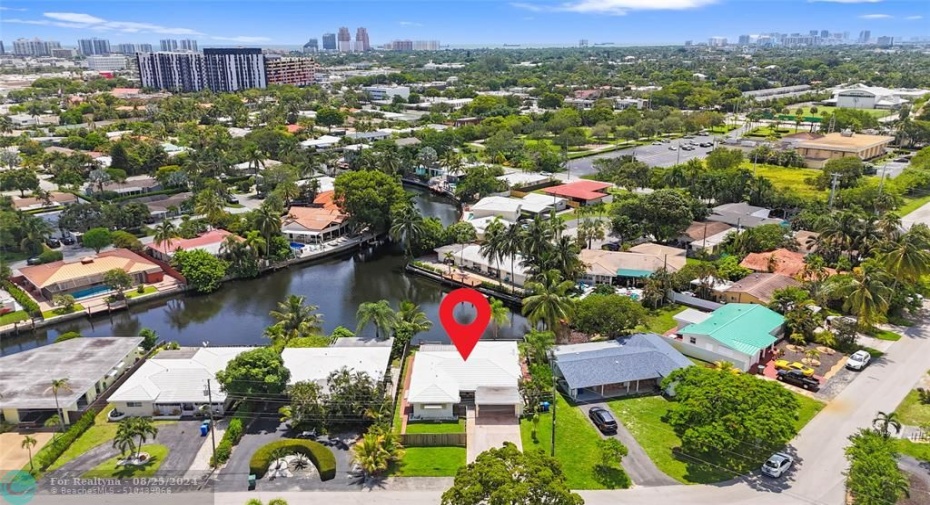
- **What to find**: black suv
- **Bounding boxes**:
[45,237,61,248]
[776,370,820,391]
[588,406,618,434]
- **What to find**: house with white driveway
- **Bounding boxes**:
[407,342,523,420]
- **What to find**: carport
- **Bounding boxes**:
[475,386,522,418]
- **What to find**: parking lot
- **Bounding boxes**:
[567,134,724,178]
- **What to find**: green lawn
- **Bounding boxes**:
[636,304,686,335]
[405,419,465,434]
[899,192,930,216]
[606,393,823,484]
[867,326,902,342]
[745,126,803,139]
[126,286,158,298]
[520,394,629,489]
[41,303,85,320]
[46,407,175,472]
[896,439,930,462]
[746,163,825,199]
[82,444,169,478]
[894,389,930,426]
[794,106,891,119]
[391,446,465,477]
[0,310,29,326]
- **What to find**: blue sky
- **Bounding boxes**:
[0,0,926,47]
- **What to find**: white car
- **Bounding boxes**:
[761,452,794,478]
[846,350,872,370]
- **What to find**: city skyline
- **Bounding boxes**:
[0,0,926,47]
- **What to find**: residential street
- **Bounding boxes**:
[903,200,930,230]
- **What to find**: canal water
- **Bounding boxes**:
[0,189,530,356]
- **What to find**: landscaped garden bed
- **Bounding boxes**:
[775,341,844,378]
[82,444,168,478]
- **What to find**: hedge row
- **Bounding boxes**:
[248,439,336,481]
[210,417,243,467]
[2,280,40,317]
[34,408,99,472]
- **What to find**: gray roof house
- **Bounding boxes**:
[552,333,692,400]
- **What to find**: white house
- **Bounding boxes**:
[672,304,785,372]
[469,196,523,221]
[281,341,393,389]
[407,342,523,420]
[300,135,342,150]
[108,347,249,418]
[435,243,529,288]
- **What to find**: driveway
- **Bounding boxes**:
[465,409,522,463]
[580,403,678,487]
[0,432,53,471]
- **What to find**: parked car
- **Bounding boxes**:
[26,256,42,265]
[45,237,61,248]
[846,350,871,371]
[61,235,76,246]
[895,157,909,162]
[773,360,814,376]
[699,142,714,148]
[588,406,618,434]
[601,241,621,252]
[652,141,664,145]
[761,452,794,478]
[225,195,239,204]
[668,145,677,151]
[776,370,820,391]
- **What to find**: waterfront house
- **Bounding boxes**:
[673,304,785,372]
[108,347,249,418]
[0,337,143,426]
[281,339,393,390]
[434,244,529,288]
[281,191,350,245]
[541,180,614,206]
[552,334,692,401]
[407,342,523,420]
[146,229,239,262]
[16,249,165,300]
[579,247,686,285]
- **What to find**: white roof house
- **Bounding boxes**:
[108,347,250,418]
[520,192,566,215]
[470,196,522,221]
[496,172,551,188]
[407,342,523,419]
[300,135,342,150]
[435,243,529,287]
[281,344,393,390]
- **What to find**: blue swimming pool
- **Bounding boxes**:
[70,285,112,300]
[289,242,305,249]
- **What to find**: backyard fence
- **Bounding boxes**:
[669,291,723,311]
[400,433,467,447]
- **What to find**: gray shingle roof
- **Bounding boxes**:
[553,333,692,391]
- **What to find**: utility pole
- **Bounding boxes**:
[549,351,556,457]
[205,379,217,461]
[828,172,842,209]
[878,165,888,195]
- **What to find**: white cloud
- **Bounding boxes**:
[0,11,202,35]
[512,0,717,15]
[398,21,422,26]
[0,6,28,11]
[906,15,923,20]
[809,0,881,3]
[859,13,892,18]
[211,36,271,43]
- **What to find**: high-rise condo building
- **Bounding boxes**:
[322,33,336,51]
[858,30,871,44]
[13,38,61,56]
[391,40,414,51]
[137,52,207,92]
[304,38,319,53]
[160,39,179,51]
[180,39,199,52]
[115,43,138,55]
[337,27,352,52]
[264,56,318,86]
[78,38,111,55]
[355,27,370,52]
[203,48,266,92]
[138,43,154,53]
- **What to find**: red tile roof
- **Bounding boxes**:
[147,229,237,256]
[542,180,613,201]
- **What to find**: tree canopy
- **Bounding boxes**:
[216,347,290,398]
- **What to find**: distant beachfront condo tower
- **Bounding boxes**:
[137,52,207,92]
[304,38,319,53]
[179,39,199,52]
[203,48,267,92]
[322,33,336,51]
[160,39,179,51]
[355,27,370,52]
[78,38,111,55]
[337,27,352,52]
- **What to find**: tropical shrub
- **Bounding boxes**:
[249,439,336,480]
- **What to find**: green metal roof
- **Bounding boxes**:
[617,268,653,278]
[679,304,784,356]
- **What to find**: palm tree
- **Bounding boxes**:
[153,219,180,250]
[18,214,52,255]
[480,218,506,288]
[269,294,323,344]
[395,300,432,335]
[443,250,455,275]
[883,227,930,286]
[356,300,397,340]
[578,217,607,249]
[352,430,403,478]
[522,269,575,335]
[245,144,266,176]
[389,204,425,259]
[47,378,71,433]
[500,222,525,292]
[489,298,510,337]
[113,419,137,458]
[255,205,282,259]
[195,190,226,226]
[829,262,893,328]
[872,411,902,438]
[130,417,158,458]
[21,435,37,471]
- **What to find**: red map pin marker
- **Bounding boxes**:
[439,288,491,361]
